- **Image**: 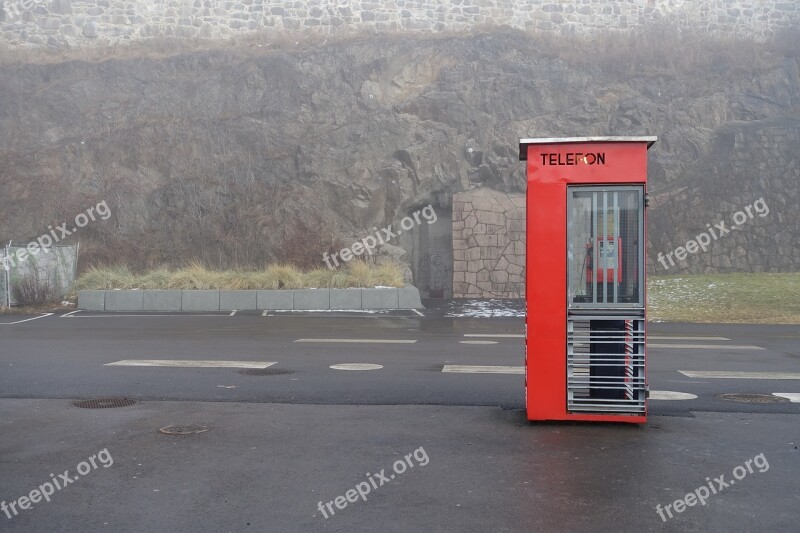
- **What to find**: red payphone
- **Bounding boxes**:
[586,237,622,284]
[520,137,656,423]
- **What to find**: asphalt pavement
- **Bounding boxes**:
[0,306,798,532]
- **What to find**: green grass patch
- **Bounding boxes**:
[649,273,800,324]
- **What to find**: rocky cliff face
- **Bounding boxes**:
[0,29,798,282]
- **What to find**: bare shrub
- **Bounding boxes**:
[12,273,59,306]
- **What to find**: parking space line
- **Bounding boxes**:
[264,310,402,317]
[330,363,383,371]
[679,371,800,380]
[105,360,277,369]
[0,313,53,325]
[464,334,524,338]
[461,335,731,341]
[650,343,764,350]
[442,365,524,374]
[773,393,800,403]
[648,391,697,400]
[294,338,417,344]
[412,309,424,317]
[648,336,729,341]
[65,313,229,318]
[60,310,81,318]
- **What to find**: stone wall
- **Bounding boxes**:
[453,188,525,299]
[648,117,800,274]
[452,122,800,300]
[1,0,798,48]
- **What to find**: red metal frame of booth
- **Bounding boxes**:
[521,137,656,424]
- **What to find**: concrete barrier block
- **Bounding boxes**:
[105,290,143,311]
[142,290,182,312]
[330,289,362,310]
[362,288,399,309]
[220,291,257,311]
[293,289,330,310]
[83,286,420,313]
[181,290,220,311]
[78,290,105,311]
[257,290,293,310]
[398,285,423,309]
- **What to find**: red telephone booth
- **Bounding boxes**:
[519,137,656,423]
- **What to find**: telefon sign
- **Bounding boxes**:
[539,152,606,166]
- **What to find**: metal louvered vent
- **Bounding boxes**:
[567,315,646,414]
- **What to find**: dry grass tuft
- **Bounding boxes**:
[69,262,404,292]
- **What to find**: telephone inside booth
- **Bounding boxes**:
[585,237,622,285]
[571,191,640,306]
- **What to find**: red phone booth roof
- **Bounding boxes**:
[518,136,657,161]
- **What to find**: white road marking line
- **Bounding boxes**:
[463,334,524,338]
[294,338,417,344]
[60,310,81,318]
[65,314,227,318]
[330,363,383,371]
[262,310,269,316]
[649,391,697,400]
[217,385,238,389]
[442,365,524,375]
[412,309,424,317]
[105,360,277,369]
[0,313,53,325]
[262,311,404,318]
[465,335,734,341]
[459,335,731,341]
[229,310,237,316]
[270,309,390,314]
[679,371,800,380]
[459,340,498,345]
[650,343,764,350]
[773,393,800,403]
[649,336,729,341]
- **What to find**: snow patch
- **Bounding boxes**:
[445,299,525,318]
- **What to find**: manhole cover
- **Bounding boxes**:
[158,425,209,435]
[73,398,137,409]
[238,368,294,376]
[717,393,789,404]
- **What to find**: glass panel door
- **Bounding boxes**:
[567,186,644,308]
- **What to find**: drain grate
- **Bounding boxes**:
[73,398,137,409]
[717,393,789,404]
[158,425,209,435]
[239,368,294,376]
